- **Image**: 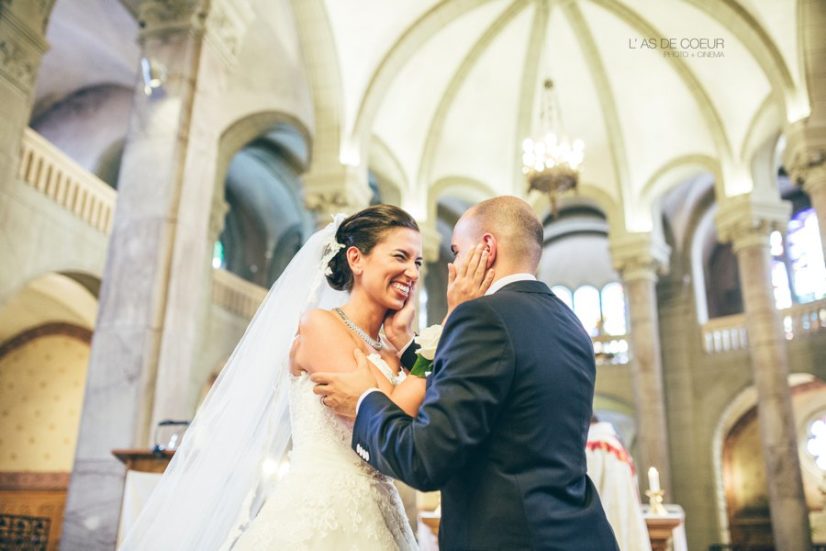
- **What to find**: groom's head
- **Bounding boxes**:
[451,196,543,276]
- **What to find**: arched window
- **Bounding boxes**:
[573,286,601,337]
[806,414,826,470]
[769,208,825,309]
[600,282,626,336]
[551,285,573,309]
[787,208,826,303]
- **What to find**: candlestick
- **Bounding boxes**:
[648,466,661,492]
[645,488,667,515]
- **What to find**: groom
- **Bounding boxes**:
[313,196,618,550]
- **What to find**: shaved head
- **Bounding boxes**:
[452,196,543,274]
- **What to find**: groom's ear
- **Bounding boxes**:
[482,234,496,267]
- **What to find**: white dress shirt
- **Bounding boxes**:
[356,272,538,413]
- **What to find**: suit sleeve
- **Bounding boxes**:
[352,299,514,491]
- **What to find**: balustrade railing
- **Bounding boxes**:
[702,298,826,353]
[17,128,116,234]
[211,268,267,319]
[592,334,630,365]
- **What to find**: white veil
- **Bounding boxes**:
[120,216,349,550]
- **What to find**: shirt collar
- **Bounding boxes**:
[485,273,537,296]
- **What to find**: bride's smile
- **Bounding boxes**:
[349,226,423,311]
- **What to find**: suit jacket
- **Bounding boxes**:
[353,280,619,550]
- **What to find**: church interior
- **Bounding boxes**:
[0,0,825,549]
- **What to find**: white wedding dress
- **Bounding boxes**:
[233,353,418,550]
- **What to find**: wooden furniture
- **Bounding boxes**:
[645,515,683,551]
[0,472,69,551]
[112,449,175,546]
[644,505,687,551]
[111,448,174,473]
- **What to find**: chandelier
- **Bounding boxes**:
[522,79,584,215]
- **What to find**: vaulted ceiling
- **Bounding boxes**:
[34,0,810,235]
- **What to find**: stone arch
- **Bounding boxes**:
[29,83,134,177]
[711,373,825,545]
[290,0,346,167]
[215,112,314,288]
[427,176,496,222]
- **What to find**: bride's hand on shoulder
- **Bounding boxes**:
[446,243,495,318]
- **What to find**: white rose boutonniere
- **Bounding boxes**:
[410,324,442,378]
[415,324,442,360]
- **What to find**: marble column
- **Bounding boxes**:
[610,232,672,496]
[0,0,53,191]
[716,195,811,551]
[61,1,251,547]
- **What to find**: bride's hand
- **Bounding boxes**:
[383,285,416,351]
[445,243,494,320]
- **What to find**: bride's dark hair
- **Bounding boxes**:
[326,204,419,291]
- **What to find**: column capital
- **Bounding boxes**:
[303,164,372,222]
[715,194,791,252]
[204,0,253,66]
[417,221,442,263]
[138,0,210,40]
[783,122,826,194]
[0,6,50,95]
[609,231,670,282]
[0,0,55,34]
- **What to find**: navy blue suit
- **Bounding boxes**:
[353,280,619,550]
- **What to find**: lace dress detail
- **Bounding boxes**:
[233,356,417,550]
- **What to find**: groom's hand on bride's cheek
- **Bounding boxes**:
[310,349,378,418]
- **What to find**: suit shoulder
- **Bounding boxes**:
[446,296,506,331]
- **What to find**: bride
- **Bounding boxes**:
[119,204,490,550]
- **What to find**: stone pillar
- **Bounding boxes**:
[61,1,251,548]
[304,163,372,226]
[414,220,441,330]
[0,0,53,190]
[786,144,826,262]
[610,232,672,496]
[784,0,826,262]
[716,195,812,551]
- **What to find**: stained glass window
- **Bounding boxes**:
[786,208,826,304]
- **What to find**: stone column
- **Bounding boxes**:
[61,1,251,547]
[304,163,372,225]
[414,220,441,330]
[784,0,826,261]
[716,195,812,551]
[610,232,672,496]
[0,0,53,190]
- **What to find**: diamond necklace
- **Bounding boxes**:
[334,308,383,350]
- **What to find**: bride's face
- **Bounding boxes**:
[352,227,423,310]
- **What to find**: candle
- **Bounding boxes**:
[648,466,661,492]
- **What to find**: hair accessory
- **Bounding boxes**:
[321,214,347,276]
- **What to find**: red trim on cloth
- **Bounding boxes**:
[586,440,636,476]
